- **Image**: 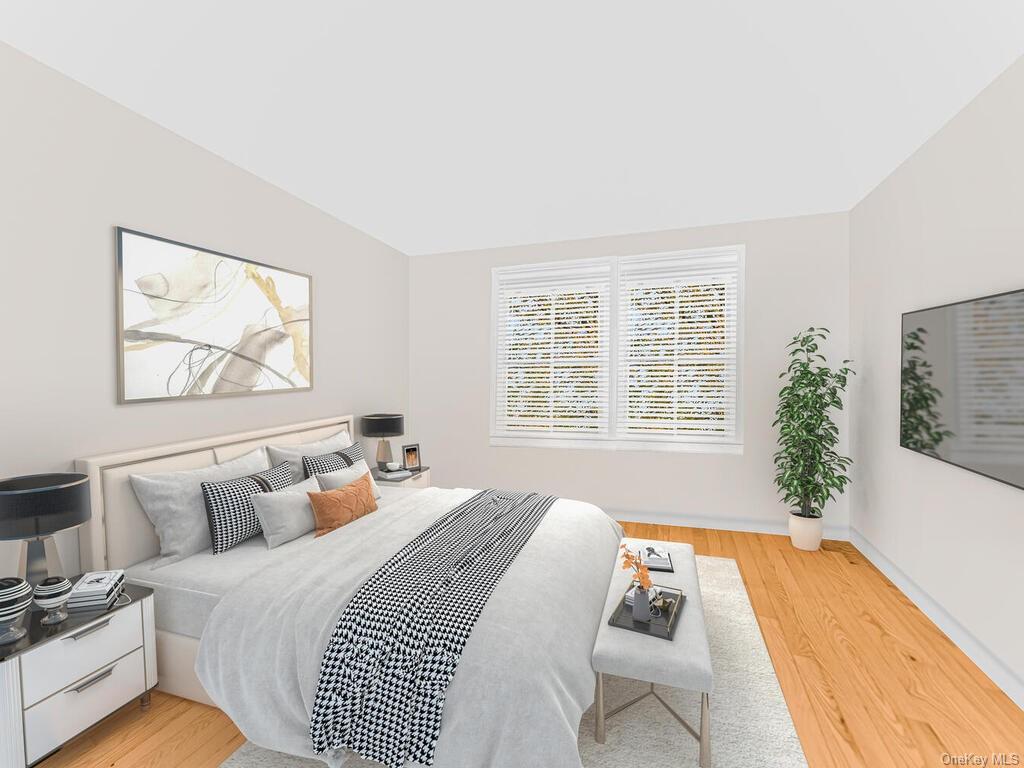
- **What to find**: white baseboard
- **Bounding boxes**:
[608,507,850,541]
[851,528,1024,709]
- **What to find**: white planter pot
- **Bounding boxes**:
[789,514,823,551]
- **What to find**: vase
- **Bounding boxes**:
[632,587,651,622]
[789,514,823,551]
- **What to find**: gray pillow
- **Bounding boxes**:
[267,429,353,483]
[252,477,319,549]
[317,459,381,499]
[130,448,270,568]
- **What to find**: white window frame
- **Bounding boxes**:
[490,245,744,454]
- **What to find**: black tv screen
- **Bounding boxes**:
[901,288,1024,489]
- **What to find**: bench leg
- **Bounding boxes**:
[594,673,606,744]
[699,692,710,768]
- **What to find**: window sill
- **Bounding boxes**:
[488,436,744,455]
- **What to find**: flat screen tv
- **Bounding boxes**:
[901,288,1024,490]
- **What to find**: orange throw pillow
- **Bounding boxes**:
[307,473,378,537]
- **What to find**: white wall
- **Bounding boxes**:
[410,213,851,535]
[0,44,409,572]
[850,56,1024,705]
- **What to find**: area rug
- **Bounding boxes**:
[220,555,807,768]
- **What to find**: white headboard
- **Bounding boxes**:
[75,415,355,571]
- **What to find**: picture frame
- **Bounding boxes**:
[115,227,312,403]
[402,444,421,471]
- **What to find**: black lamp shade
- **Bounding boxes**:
[361,413,405,438]
[0,473,91,541]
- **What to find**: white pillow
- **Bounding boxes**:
[267,429,352,483]
[252,477,319,549]
[317,459,381,499]
[130,448,270,568]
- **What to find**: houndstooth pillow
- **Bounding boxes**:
[201,462,293,554]
[302,442,366,478]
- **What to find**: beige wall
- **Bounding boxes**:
[850,56,1024,704]
[0,44,409,571]
[410,213,851,534]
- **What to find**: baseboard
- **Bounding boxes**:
[850,528,1024,709]
[609,507,850,541]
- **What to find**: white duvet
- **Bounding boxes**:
[196,487,622,767]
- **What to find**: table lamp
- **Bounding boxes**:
[0,473,91,586]
[360,414,405,470]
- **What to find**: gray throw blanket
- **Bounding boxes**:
[309,490,557,768]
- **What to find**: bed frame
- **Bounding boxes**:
[74,414,355,706]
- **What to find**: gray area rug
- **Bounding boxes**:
[221,555,807,768]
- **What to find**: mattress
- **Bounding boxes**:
[126,486,422,638]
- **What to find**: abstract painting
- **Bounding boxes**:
[116,228,312,403]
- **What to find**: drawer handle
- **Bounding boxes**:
[66,665,115,694]
[64,618,112,641]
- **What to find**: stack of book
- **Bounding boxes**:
[377,468,411,481]
[67,570,125,613]
[639,545,674,572]
[624,585,664,607]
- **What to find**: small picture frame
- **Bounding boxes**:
[402,444,421,471]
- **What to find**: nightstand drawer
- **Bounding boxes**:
[24,647,146,764]
[408,471,431,488]
[21,602,142,707]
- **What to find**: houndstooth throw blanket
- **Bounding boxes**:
[308,489,557,768]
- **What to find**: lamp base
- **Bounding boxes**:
[40,605,68,625]
[376,438,394,471]
[0,620,26,645]
[18,537,66,588]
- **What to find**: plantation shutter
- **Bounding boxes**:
[493,260,611,436]
[955,292,1024,452]
[615,248,741,441]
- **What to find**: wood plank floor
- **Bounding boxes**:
[40,526,1024,768]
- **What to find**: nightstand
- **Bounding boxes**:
[0,581,157,767]
[372,467,431,489]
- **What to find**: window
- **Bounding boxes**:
[491,246,743,452]
[492,260,611,436]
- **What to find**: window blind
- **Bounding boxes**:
[616,249,740,441]
[492,247,742,450]
[493,260,611,436]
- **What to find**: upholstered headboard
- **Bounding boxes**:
[75,415,355,571]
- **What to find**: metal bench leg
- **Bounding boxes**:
[594,673,606,744]
[699,692,710,768]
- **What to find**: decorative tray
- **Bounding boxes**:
[607,585,685,641]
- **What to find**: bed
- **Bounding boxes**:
[123,486,422,639]
[76,416,622,767]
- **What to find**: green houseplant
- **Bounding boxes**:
[773,327,854,551]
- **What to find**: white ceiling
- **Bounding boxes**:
[2,2,1024,255]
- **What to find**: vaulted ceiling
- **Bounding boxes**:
[3,1,1023,255]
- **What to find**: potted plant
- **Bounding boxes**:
[773,327,854,551]
[620,544,653,621]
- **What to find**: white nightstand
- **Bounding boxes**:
[0,582,157,768]
[373,467,431,489]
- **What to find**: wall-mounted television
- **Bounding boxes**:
[901,288,1024,490]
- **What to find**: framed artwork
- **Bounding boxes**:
[116,227,312,403]
[402,444,421,471]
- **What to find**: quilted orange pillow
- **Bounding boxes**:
[307,473,378,537]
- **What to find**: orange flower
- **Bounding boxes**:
[637,567,652,591]
[619,544,653,591]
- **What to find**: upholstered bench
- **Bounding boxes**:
[591,539,714,767]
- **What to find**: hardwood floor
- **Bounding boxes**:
[622,525,1024,766]
[40,526,1024,768]
[37,688,243,768]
